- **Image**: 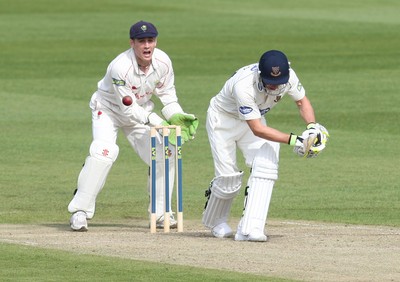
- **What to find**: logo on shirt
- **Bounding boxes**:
[239,106,253,115]
[297,82,303,92]
[260,108,270,116]
[112,78,126,86]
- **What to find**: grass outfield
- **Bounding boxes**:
[1,243,290,282]
[0,0,399,280]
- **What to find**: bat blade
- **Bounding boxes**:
[303,133,317,158]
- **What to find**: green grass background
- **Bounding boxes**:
[1,0,399,280]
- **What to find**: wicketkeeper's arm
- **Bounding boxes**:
[162,102,199,140]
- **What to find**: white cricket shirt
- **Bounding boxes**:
[95,48,178,125]
[210,63,305,120]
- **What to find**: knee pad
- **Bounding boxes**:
[89,140,119,162]
[211,172,244,199]
[251,142,279,181]
[202,172,243,228]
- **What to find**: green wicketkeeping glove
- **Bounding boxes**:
[160,121,175,146]
[160,121,190,146]
[168,113,199,140]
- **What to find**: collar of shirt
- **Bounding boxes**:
[128,48,159,75]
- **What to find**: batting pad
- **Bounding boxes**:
[68,155,113,218]
[202,172,243,228]
[68,141,119,219]
[239,178,274,235]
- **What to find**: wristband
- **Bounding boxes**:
[288,133,298,146]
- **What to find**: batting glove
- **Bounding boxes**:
[306,122,330,155]
[289,132,318,158]
[307,122,330,138]
[291,125,329,158]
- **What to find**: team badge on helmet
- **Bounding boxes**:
[270,66,281,77]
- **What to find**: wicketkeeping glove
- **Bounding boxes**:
[158,120,185,146]
[168,113,199,140]
[160,121,190,146]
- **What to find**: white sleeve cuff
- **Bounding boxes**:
[147,113,164,126]
[161,102,183,120]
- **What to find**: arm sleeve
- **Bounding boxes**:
[233,85,261,121]
[287,69,306,101]
[152,53,184,119]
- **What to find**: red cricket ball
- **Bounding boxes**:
[122,96,133,106]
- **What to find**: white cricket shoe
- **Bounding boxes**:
[234,229,267,242]
[156,214,177,229]
[211,222,233,238]
[70,211,88,232]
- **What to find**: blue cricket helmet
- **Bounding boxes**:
[259,50,290,85]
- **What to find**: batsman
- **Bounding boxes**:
[202,50,329,241]
[67,21,198,231]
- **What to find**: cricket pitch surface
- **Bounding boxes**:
[1,219,399,281]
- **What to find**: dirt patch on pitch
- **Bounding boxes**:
[1,220,399,281]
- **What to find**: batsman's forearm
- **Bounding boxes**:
[246,119,291,144]
[296,96,315,124]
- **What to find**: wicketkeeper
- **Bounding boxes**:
[67,21,198,231]
[202,50,329,241]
